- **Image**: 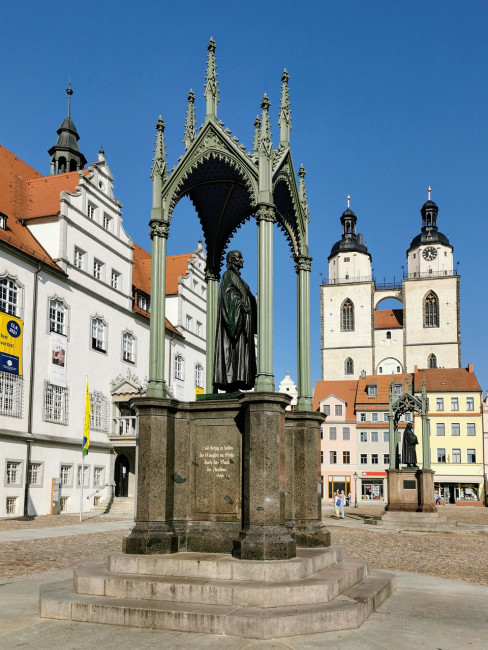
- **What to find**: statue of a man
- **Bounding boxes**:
[402,422,419,467]
[213,250,257,392]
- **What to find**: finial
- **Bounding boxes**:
[204,37,219,122]
[259,94,272,156]
[99,145,104,155]
[279,69,291,146]
[253,115,261,155]
[66,81,73,119]
[427,186,431,200]
[347,194,351,208]
[152,115,167,180]
[298,165,309,221]
[184,89,196,150]
[261,93,271,111]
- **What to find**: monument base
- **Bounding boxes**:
[40,548,396,638]
[385,468,437,513]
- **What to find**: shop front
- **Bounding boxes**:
[327,475,351,500]
[434,475,484,506]
[360,472,387,501]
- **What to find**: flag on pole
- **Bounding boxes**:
[82,380,91,457]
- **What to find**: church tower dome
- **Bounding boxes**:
[327,197,372,283]
[48,84,87,174]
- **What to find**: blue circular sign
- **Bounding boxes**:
[7,320,21,338]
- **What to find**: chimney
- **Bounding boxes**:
[468,363,473,373]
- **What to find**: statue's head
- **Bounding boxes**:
[226,250,243,271]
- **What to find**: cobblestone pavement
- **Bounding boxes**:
[0,514,124,530]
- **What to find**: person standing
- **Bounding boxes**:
[347,491,352,507]
[340,490,345,518]
[334,491,341,518]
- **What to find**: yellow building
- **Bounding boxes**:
[413,366,484,505]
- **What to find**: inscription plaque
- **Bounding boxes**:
[403,480,417,490]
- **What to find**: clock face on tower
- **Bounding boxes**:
[422,246,437,261]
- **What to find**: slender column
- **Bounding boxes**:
[295,256,312,411]
[146,222,169,398]
[255,204,275,392]
[388,415,396,469]
[205,268,219,393]
[422,415,431,469]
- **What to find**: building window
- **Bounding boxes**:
[372,412,378,422]
[383,453,390,465]
[6,496,18,514]
[137,294,150,312]
[91,317,107,353]
[111,270,120,290]
[404,412,411,422]
[0,277,19,316]
[329,427,337,440]
[394,384,402,396]
[451,397,459,411]
[0,214,6,229]
[451,423,460,436]
[360,413,366,422]
[102,214,112,231]
[6,461,22,485]
[467,423,476,436]
[323,404,330,416]
[90,391,109,432]
[383,412,389,422]
[74,247,86,270]
[343,451,350,464]
[428,353,437,368]
[466,397,474,411]
[196,321,203,337]
[174,354,184,380]
[345,357,354,375]
[386,331,392,340]
[342,427,350,440]
[437,448,446,463]
[360,431,367,442]
[59,496,70,512]
[371,431,378,443]
[195,363,204,388]
[94,466,105,487]
[452,448,461,464]
[115,403,137,437]
[371,454,379,465]
[424,291,439,328]
[43,382,69,425]
[60,464,73,486]
[122,331,135,363]
[320,451,324,464]
[77,465,90,487]
[49,298,67,335]
[335,404,342,416]
[87,203,96,219]
[436,423,445,436]
[329,451,337,464]
[185,315,193,331]
[93,259,104,280]
[341,299,355,331]
[0,371,23,418]
[28,462,43,486]
[360,454,367,465]
[383,431,389,443]
[467,448,476,463]
[436,398,444,411]
[367,384,377,397]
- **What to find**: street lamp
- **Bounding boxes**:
[354,472,358,508]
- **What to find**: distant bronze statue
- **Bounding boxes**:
[213,250,257,392]
[402,422,419,467]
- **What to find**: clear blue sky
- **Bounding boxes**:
[2,2,487,392]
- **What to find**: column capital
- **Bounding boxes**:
[255,204,276,223]
[205,268,221,283]
[149,220,170,239]
[294,255,312,273]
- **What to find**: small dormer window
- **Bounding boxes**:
[0,214,7,229]
[367,384,377,397]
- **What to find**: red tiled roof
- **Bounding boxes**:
[313,380,358,420]
[132,244,194,297]
[24,170,88,219]
[374,309,403,329]
[412,367,481,393]
[356,373,413,407]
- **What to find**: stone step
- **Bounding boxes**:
[366,513,457,530]
[107,547,342,582]
[73,557,368,608]
[40,570,396,639]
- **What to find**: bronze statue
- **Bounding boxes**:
[213,250,257,392]
[402,422,419,467]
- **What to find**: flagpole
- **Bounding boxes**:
[80,449,84,522]
[81,375,90,523]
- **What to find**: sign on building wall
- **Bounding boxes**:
[50,333,67,387]
[0,313,23,375]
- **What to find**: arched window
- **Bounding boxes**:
[91,316,107,353]
[195,363,204,388]
[122,331,136,363]
[386,331,391,340]
[174,354,184,380]
[424,291,439,328]
[0,277,20,316]
[428,353,437,369]
[49,298,68,336]
[345,357,354,375]
[341,299,355,331]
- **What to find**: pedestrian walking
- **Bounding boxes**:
[334,491,341,518]
[340,490,345,518]
[347,491,352,507]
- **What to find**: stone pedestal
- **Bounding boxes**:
[386,468,438,513]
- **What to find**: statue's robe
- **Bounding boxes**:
[213,268,256,392]
[402,425,418,466]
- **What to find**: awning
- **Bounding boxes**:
[434,475,483,483]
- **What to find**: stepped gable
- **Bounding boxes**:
[0,145,61,269]
[374,309,403,329]
[313,380,357,418]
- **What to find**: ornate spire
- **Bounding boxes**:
[252,115,261,156]
[48,83,86,174]
[151,116,167,213]
[259,94,272,156]
[183,89,196,150]
[204,37,219,122]
[347,194,351,209]
[298,165,309,220]
[66,82,73,119]
[427,186,431,201]
[278,69,291,146]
